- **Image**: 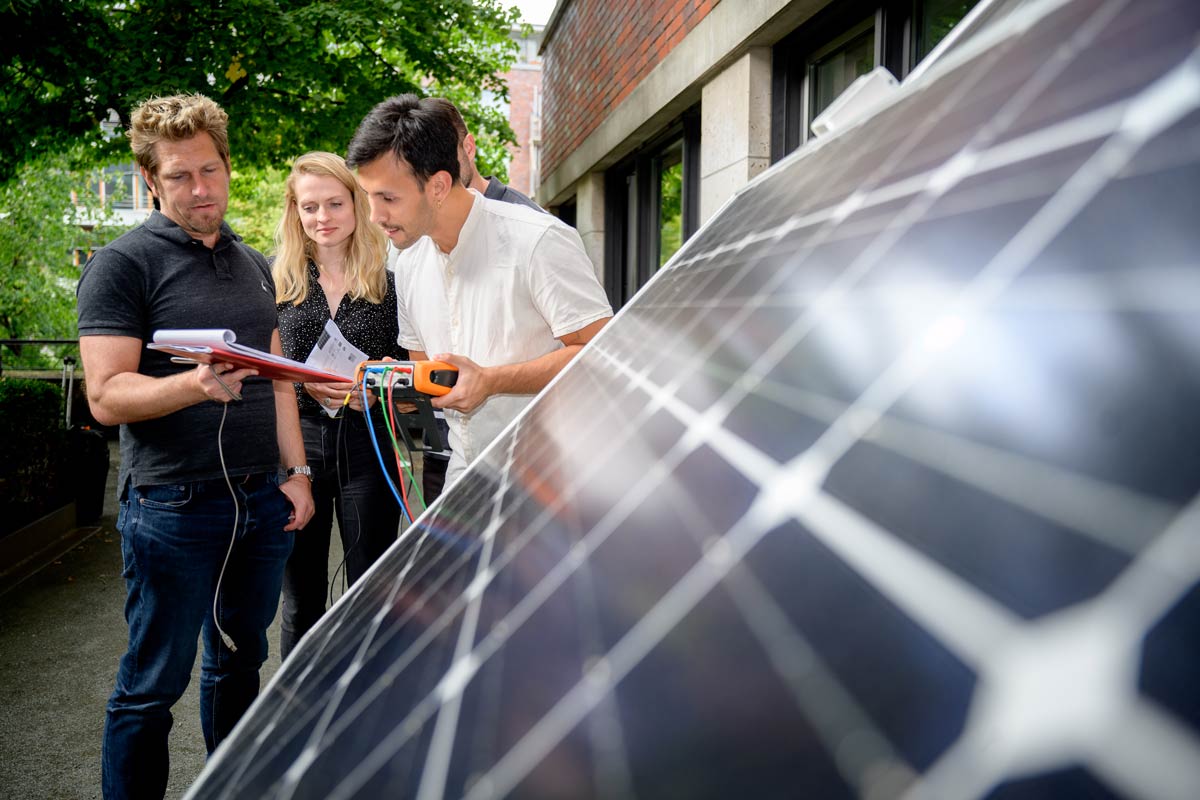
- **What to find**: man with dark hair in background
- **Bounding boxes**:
[77,93,313,800]
[426,96,543,212]
[348,94,612,489]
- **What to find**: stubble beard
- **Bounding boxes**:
[182,204,226,236]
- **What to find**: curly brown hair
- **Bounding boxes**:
[128,94,230,176]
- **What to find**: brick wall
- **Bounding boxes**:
[502,65,542,196]
[542,0,718,182]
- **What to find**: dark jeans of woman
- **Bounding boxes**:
[280,411,402,658]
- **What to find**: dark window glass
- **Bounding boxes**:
[917,0,982,60]
[810,26,876,120]
[556,197,576,229]
[773,0,984,162]
[604,107,700,309]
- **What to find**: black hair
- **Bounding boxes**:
[424,97,469,141]
[346,94,462,187]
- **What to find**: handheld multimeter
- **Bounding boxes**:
[358,360,458,397]
[357,360,459,452]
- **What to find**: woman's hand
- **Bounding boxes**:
[304,380,371,412]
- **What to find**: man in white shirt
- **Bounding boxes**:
[347,94,613,485]
[414,98,548,505]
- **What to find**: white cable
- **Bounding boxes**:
[213,402,239,652]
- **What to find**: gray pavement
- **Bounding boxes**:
[0,443,366,800]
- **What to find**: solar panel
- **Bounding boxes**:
[186,0,1200,797]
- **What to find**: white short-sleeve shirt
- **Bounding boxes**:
[389,191,612,478]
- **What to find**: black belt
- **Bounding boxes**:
[245,472,274,487]
[219,472,274,489]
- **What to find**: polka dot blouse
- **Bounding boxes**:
[277,260,407,417]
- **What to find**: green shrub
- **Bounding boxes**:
[0,377,71,536]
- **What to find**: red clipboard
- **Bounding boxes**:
[148,329,350,384]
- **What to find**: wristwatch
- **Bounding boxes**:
[285,465,313,481]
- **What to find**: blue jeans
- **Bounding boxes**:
[102,473,294,800]
[280,413,400,658]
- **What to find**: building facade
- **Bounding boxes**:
[499,24,546,198]
[538,0,981,307]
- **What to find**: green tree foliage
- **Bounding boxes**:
[0,0,522,352]
[658,160,683,268]
[0,149,125,344]
[0,0,521,183]
[919,0,981,56]
[228,165,289,255]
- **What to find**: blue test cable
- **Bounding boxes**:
[361,377,413,524]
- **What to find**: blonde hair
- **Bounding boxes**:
[272,152,388,306]
[128,94,230,176]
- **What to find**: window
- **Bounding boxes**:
[657,142,684,269]
[99,163,153,210]
[604,106,700,309]
[772,0,980,160]
[556,197,577,229]
[809,19,877,121]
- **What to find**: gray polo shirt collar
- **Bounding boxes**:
[143,209,241,252]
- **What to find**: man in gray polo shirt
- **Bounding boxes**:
[434,96,543,212]
[77,93,313,800]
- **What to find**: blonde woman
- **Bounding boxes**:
[273,151,405,658]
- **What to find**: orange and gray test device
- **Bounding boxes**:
[357,360,459,451]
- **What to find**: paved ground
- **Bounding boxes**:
[0,443,372,800]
